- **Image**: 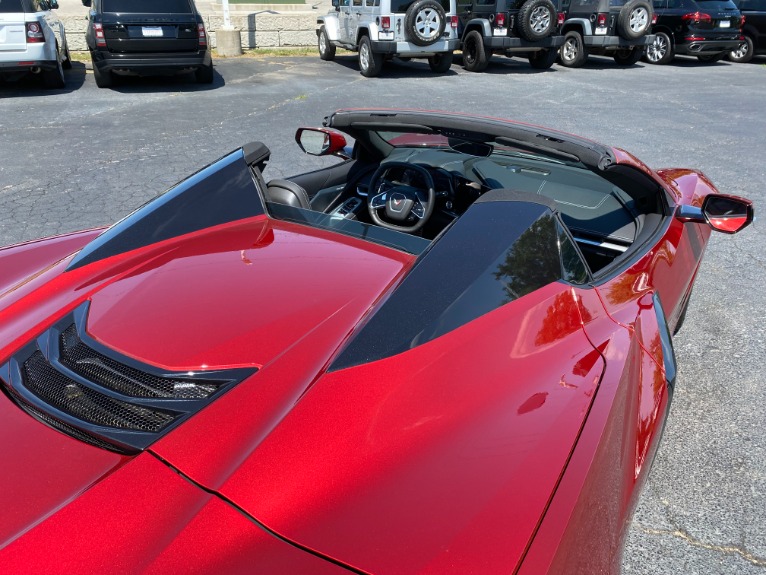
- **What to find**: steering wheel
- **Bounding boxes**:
[367,162,436,233]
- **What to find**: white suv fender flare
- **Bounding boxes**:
[318,14,342,42]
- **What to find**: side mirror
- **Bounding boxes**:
[295,128,348,158]
[677,193,754,234]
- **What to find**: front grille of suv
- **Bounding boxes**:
[0,302,256,453]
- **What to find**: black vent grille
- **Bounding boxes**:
[0,301,257,452]
[23,350,175,433]
[59,325,219,400]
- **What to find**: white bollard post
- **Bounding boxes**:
[217,0,243,56]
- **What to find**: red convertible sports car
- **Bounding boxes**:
[0,109,753,574]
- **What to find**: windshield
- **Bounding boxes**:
[103,0,193,13]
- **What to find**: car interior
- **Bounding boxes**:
[256,124,668,277]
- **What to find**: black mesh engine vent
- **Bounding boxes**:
[0,302,257,453]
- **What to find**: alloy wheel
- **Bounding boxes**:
[530,6,551,34]
[630,6,649,33]
[415,8,441,41]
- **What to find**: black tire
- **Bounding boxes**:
[92,58,113,88]
[644,31,673,64]
[428,51,453,72]
[617,0,652,40]
[728,35,754,63]
[195,62,214,83]
[517,0,557,41]
[41,50,65,89]
[318,26,336,61]
[404,0,446,47]
[358,35,383,77]
[613,47,643,66]
[697,52,725,63]
[62,46,72,70]
[462,30,489,72]
[528,47,557,69]
[559,31,587,67]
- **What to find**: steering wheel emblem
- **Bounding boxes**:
[390,193,406,212]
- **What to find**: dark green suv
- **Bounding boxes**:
[458,0,565,70]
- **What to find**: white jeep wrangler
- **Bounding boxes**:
[317,0,460,76]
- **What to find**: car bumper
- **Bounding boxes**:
[92,50,211,75]
[675,38,742,55]
[0,60,59,73]
[370,38,460,54]
[583,34,655,48]
[484,34,565,50]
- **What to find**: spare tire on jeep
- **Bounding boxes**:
[516,0,557,42]
[404,0,447,46]
[617,0,652,40]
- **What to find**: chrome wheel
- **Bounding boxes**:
[731,42,748,59]
[646,34,668,63]
[629,6,649,33]
[414,8,442,42]
[530,6,551,34]
[562,37,578,62]
[360,42,371,70]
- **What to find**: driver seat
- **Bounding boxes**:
[265,179,311,210]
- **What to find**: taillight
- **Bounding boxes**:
[381,16,391,29]
[198,23,207,46]
[557,12,565,25]
[93,22,106,47]
[651,13,658,24]
[740,14,745,26]
[495,12,506,27]
[682,11,712,23]
[450,15,458,28]
[596,13,607,26]
[26,22,44,43]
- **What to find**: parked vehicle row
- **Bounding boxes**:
[316,0,764,75]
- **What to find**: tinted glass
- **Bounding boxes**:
[103,0,193,13]
[390,0,451,11]
[558,221,590,284]
[0,0,24,12]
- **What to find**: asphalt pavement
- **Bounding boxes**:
[1,53,765,574]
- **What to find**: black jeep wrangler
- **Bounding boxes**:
[458,0,565,71]
[559,0,655,66]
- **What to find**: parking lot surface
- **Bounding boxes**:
[1,54,765,573]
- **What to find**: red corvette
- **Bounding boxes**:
[0,109,753,574]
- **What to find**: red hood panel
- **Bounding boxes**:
[0,452,351,574]
[85,218,412,371]
[154,283,605,574]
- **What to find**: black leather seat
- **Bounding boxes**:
[265,179,311,210]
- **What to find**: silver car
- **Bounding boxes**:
[0,0,70,88]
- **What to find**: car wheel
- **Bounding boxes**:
[528,47,557,69]
[428,51,453,73]
[644,31,673,64]
[358,35,383,77]
[62,46,73,70]
[617,0,652,40]
[517,0,557,41]
[462,30,489,72]
[41,50,65,89]
[728,35,754,63]
[195,62,214,83]
[404,0,446,46]
[613,47,643,66]
[697,52,725,63]
[318,26,336,61]
[559,31,587,67]
[92,58,113,88]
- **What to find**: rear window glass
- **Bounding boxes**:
[0,0,24,13]
[103,0,193,13]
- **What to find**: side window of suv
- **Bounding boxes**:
[353,0,362,6]
[652,0,666,8]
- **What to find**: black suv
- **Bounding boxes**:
[558,0,655,66]
[458,0,564,71]
[82,0,212,88]
[646,0,742,63]
[729,0,766,61]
